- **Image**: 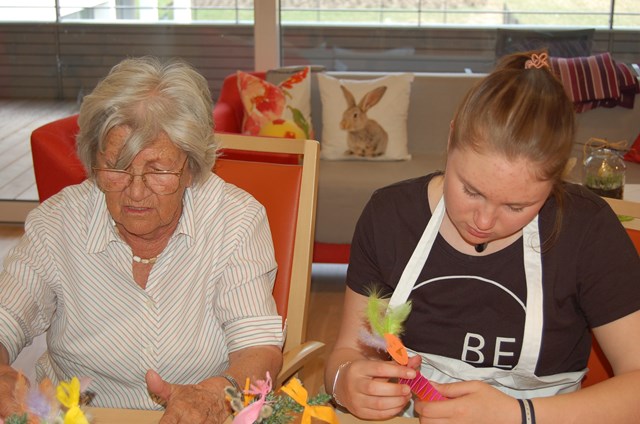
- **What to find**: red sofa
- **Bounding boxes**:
[30,114,86,202]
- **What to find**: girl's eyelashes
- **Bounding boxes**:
[463,184,525,212]
[462,186,479,197]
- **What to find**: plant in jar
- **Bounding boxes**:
[583,147,626,199]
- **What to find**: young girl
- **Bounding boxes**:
[326,51,640,423]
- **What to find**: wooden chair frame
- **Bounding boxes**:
[215,133,323,384]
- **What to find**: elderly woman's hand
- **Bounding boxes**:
[0,364,24,418]
[146,369,230,424]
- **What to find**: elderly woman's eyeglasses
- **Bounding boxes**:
[92,159,188,195]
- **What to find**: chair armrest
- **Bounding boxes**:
[277,340,325,386]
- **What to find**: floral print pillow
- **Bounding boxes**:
[237,67,313,139]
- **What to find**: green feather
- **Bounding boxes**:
[384,301,412,336]
[365,291,411,337]
[365,292,386,336]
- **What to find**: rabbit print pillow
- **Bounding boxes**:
[237,67,313,139]
[317,73,414,160]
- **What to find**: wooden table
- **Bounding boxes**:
[87,407,418,424]
[88,408,162,424]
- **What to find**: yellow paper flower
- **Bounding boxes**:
[63,405,89,424]
[56,377,81,408]
[56,377,89,424]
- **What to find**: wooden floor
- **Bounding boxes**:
[0,224,345,394]
[0,99,79,222]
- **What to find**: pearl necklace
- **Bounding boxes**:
[132,255,158,264]
[113,225,159,264]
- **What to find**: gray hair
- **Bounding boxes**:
[76,56,217,184]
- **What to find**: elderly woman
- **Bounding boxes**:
[0,57,283,423]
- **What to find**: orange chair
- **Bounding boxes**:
[30,119,323,385]
[215,134,323,383]
[582,339,614,388]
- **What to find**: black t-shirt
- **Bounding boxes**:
[347,173,640,376]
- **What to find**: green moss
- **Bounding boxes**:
[585,174,624,190]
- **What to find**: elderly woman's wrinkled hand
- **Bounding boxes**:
[146,369,230,424]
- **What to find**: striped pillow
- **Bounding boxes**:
[551,53,620,112]
[550,53,640,113]
[611,61,640,109]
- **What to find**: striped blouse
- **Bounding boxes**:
[0,173,284,409]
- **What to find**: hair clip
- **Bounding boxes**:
[525,52,550,70]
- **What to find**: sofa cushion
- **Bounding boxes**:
[315,153,447,244]
[237,67,314,139]
[317,73,413,161]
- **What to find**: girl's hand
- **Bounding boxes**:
[415,380,520,424]
[334,356,420,420]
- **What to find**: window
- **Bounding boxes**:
[279,1,637,28]
[277,1,639,73]
[0,0,255,23]
[2,1,638,28]
[0,0,637,97]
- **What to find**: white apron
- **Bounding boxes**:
[388,197,586,400]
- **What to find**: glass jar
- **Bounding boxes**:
[583,147,626,199]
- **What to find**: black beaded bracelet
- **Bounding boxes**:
[517,399,536,424]
[526,399,536,424]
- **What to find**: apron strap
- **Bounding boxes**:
[518,215,544,373]
[388,196,445,309]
